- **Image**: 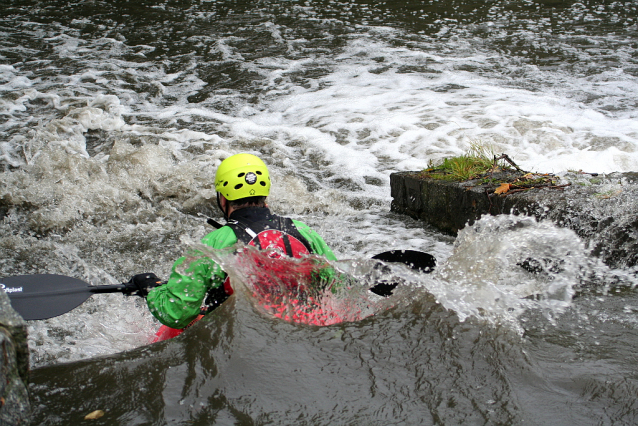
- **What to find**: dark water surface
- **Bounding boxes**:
[2,0,638,425]
[29,289,638,425]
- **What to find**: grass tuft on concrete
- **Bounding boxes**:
[420,143,512,181]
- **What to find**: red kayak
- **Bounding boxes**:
[152,316,206,342]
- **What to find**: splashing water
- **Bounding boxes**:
[23,214,636,368]
[429,215,638,328]
[26,293,158,367]
[177,214,638,333]
[183,243,414,326]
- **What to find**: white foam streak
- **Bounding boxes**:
[265,51,638,174]
[27,294,158,366]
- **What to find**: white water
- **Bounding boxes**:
[2,2,638,367]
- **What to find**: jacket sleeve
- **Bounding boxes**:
[146,227,237,328]
[292,219,337,260]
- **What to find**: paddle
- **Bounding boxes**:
[2,250,436,321]
[1,275,126,321]
[369,250,436,296]
[371,249,436,273]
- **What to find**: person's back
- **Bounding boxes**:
[125,153,336,334]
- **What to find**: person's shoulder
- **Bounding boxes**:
[290,218,337,260]
[291,218,312,231]
[201,225,238,248]
[291,219,322,237]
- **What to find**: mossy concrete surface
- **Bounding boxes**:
[391,171,638,268]
[0,290,30,425]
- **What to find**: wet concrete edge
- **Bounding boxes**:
[390,171,638,268]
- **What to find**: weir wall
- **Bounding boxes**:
[390,171,638,268]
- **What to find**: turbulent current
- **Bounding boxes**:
[2,1,638,424]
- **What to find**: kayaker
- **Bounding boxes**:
[125,153,337,332]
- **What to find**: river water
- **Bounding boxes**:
[2,0,638,424]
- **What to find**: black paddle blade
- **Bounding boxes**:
[370,250,436,297]
[372,250,436,273]
[1,274,96,321]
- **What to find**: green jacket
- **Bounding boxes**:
[146,218,336,329]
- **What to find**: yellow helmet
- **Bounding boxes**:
[214,153,271,200]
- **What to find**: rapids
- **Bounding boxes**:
[2,0,638,424]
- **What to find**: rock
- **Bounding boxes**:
[0,288,30,425]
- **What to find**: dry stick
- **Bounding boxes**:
[506,188,535,195]
[494,153,525,173]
